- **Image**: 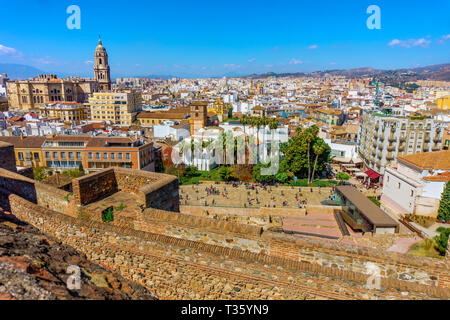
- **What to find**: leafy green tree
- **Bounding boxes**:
[33,167,47,181]
[218,166,234,181]
[434,227,450,256]
[310,139,328,183]
[78,162,84,173]
[184,165,200,178]
[275,172,289,183]
[279,125,329,182]
[252,163,275,183]
[336,172,350,181]
[437,181,450,222]
[227,106,233,119]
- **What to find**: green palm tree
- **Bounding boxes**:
[240,114,248,134]
[310,139,327,184]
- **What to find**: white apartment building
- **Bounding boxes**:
[380,150,449,217]
[358,112,446,175]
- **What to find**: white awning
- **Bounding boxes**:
[332,157,352,163]
[341,163,356,167]
[354,172,368,177]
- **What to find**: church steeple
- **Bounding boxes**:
[94,37,111,91]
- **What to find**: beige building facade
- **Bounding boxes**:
[6,75,99,111]
[88,90,142,126]
[6,38,112,111]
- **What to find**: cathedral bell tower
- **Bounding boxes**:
[94,37,111,91]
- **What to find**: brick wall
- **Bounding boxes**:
[8,194,450,299]
[71,168,180,212]
[0,167,71,214]
[136,205,450,289]
[113,168,179,212]
[72,169,118,206]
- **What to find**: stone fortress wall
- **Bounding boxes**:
[0,144,449,299]
[0,142,16,173]
[72,167,179,212]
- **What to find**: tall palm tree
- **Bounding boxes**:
[240,114,248,135]
[310,139,327,184]
[303,129,314,184]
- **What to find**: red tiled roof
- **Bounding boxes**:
[423,171,450,182]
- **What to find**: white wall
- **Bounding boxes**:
[382,168,419,213]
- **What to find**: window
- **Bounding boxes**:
[95,153,100,159]
[88,152,93,159]
[34,153,40,161]
[69,152,73,159]
[53,152,58,159]
[61,152,66,159]
[111,153,115,160]
[410,190,414,197]
[103,153,108,159]
[387,176,390,183]
[76,152,81,159]
[398,182,401,189]
[45,152,50,159]
[125,153,130,160]
[18,152,24,160]
[118,153,123,160]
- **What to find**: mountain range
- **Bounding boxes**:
[243,63,450,82]
[1,62,449,82]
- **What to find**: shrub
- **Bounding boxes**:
[102,207,114,222]
[434,227,450,256]
[116,202,126,212]
[336,172,350,181]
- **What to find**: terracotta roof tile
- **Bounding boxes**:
[397,150,450,170]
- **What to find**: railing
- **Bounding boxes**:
[399,216,426,238]
[334,211,350,236]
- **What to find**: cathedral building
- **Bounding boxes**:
[94,37,112,91]
[6,38,112,111]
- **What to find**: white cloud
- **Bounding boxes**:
[84,60,93,65]
[442,34,450,40]
[248,57,256,63]
[330,62,337,65]
[388,38,431,48]
[0,44,22,58]
[289,58,303,65]
[308,44,318,50]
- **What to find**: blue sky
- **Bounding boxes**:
[0,0,449,78]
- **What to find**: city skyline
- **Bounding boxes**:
[1,0,449,78]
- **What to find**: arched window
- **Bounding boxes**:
[99,58,102,65]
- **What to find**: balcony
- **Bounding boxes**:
[424,136,430,142]
[387,146,395,152]
[386,153,394,161]
[433,138,441,143]
[388,136,396,142]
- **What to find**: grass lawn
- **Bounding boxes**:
[180,167,223,185]
[287,179,339,187]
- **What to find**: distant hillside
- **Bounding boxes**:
[0,63,45,80]
[243,63,450,82]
